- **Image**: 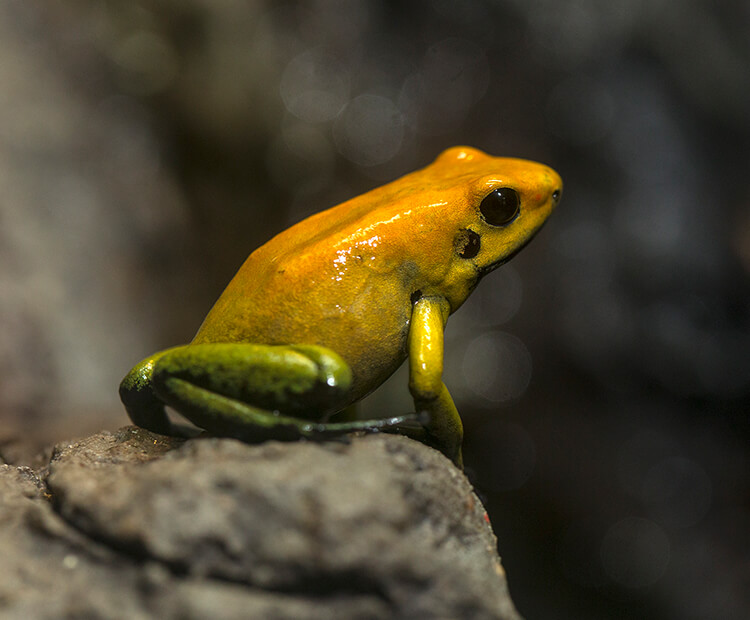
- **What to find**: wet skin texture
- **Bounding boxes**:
[120,146,562,467]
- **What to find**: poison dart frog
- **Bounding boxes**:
[120,146,562,467]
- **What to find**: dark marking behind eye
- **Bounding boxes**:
[458,229,481,258]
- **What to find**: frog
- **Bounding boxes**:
[119,146,561,468]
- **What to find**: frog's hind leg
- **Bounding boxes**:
[119,347,184,435]
[150,343,419,443]
[153,377,421,442]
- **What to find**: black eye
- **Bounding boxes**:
[480,187,520,226]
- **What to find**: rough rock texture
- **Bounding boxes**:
[0,427,521,619]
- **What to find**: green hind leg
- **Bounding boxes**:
[154,376,419,442]
[120,343,419,442]
[119,347,181,435]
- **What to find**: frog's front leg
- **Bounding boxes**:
[408,296,463,468]
[120,343,417,441]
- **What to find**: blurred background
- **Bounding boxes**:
[1,1,748,618]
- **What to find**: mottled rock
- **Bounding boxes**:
[0,427,521,619]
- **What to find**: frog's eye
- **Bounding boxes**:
[480,187,520,226]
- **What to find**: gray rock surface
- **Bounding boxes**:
[0,427,522,619]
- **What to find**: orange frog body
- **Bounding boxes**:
[120,146,562,467]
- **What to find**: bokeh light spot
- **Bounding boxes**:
[333,94,404,167]
[461,332,533,403]
[399,37,489,135]
[601,517,670,588]
[280,49,350,123]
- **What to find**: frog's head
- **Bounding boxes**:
[425,146,562,310]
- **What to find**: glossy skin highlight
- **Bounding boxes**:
[120,146,562,467]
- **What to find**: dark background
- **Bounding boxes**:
[1,1,748,618]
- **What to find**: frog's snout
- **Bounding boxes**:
[548,167,562,209]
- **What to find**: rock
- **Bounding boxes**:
[0,427,522,619]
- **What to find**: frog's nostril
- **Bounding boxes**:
[552,189,561,203]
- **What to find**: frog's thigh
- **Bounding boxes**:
[152,343,352,430]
